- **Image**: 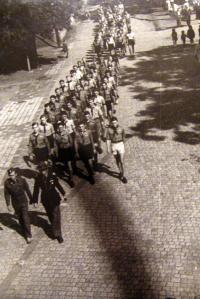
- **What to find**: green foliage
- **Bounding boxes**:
[0,0,81,51]
[0,0,31,51]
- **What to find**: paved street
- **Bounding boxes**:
[1,6,200,299]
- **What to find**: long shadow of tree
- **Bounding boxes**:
[120,44,200,144]
[74,182,159,299]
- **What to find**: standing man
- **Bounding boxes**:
[187,25,195,44]
[62,42,69,58]
[33,163,66,243]
[126,29,135,55]
[28,122,50,165]
[39,115,55,154]
[4,168,33,243]
[106,117,127,183]
[74,123,95,184]
[171,28,178,45]
[54,122,75,185]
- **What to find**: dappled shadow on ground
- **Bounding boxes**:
[37,56,58,66]
[120,44,200,144]
[0,55,58,75]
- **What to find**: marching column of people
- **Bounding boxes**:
[4,0,131,244]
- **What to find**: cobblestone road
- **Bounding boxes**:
[1,8,200,299]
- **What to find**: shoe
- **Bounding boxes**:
[121,176,128,184]
[26,236,33,244]
[57,236,64,243]
[89,176,95,185]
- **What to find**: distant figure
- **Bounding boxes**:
[126,29,135,55]
[62,42,68,58]
[198,25,200,40]
[187,25,195,44]
[176,8,182,27]
[172,28,178,45]
[194,39,200,63]
[33,163,67,243]
[181,30,187,45]
[4,168,33,244]
[195,4,200,20]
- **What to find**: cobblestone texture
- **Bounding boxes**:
[1,8,200,299]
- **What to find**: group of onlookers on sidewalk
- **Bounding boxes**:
[4,1,134,245]
[171,23,200,60]
[171,24,199,45]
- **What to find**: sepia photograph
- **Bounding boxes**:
[0,0,200,298]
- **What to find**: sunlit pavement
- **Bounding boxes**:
[1,8,200,299]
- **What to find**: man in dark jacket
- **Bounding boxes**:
[187,25,195,44]
[4,168,33,243]
[32,163,66,243]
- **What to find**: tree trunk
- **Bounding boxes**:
[54,28,61,47]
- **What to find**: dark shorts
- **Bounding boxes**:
[116,42,123,49]
[34,147,49,162]
[58,147,75,163]
[105,100,112,112]
[78,143,94,161]
[94,45,101,54]
[91,131,99,144]
[128,39,135,46]
[47,134,54,149]
[108,44,115,51]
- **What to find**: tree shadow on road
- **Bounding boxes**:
[120,44,200,144]
[75,182,159,299]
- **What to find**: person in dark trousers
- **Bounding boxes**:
[181,30,187,45]
[4,168,33,243]
[33,163,67,243]
[62,42,69,58]
[172,28,178,45]
[54,122,75,186]
[28,122,50,165]
[74,123,95,184]
[187,25,195,44]
[195,4,200,20]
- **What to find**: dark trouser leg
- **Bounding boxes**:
[132,44,135,54]
[83,159,94,177]
[64,161,72,179]
[93,152,98,169]
[52,206,62,238]
[18,207,32,238]
[46,206,62,238]
[71,159,78,174]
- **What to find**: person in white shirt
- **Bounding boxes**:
[126,29,135,55]
[39,115,55,153]
[93,90,106,116]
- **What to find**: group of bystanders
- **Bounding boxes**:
[4,0,134,244]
